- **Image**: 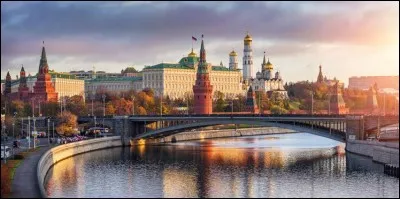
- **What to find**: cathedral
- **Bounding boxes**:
[249,52,288,99]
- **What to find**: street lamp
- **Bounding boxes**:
[328,93,331,115]
[33,117,36,149]
[102,94,106,117]
[47,118,50,146]
[91,94,94,117]
[310,91,314,115]
[131,96,135,116]
[52,122,55,142]
[28,116,31,149]
[160,94,163,117]
[383,92,386,116]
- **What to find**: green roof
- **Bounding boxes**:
[178,56,199,66]
[48,71,77,79]
[123,67,138,73]
[144,63,194,70]
[212,65,230,71]
[85,76,142,82]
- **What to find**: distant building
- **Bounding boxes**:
[121,67,140,77]
[348,76,399,91]
[316,65,344,88]
[84,76,142,99]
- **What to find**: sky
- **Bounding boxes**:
[1,1,399,87]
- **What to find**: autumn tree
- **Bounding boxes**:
[56,111,78,137]
[65,95,87,116]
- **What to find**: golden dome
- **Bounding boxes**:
[229,50,237,56]
[188,48,197,57]
[266,58,273,70]
[244,33,252,42]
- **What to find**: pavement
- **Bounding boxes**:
[8,145,52,198]
[4,137,55,198]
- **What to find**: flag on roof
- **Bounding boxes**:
[192,36,197,41]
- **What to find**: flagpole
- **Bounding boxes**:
[192,35,193,50]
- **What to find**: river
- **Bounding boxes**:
[44,132,399,198]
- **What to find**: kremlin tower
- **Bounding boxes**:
[32,42,58,102]
[243,32,254,81]
[245,86,259,114]
[18,66,30,99]
[330,82,349,114]
[193,35,213,114]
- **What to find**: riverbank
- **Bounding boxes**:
[37,136,122,198]
[346,140,399,165]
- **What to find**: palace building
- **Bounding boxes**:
[141,49,244,100]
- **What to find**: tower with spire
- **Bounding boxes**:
[243,32,253,80]
[317,65,324,83]
[366,83,379,114]
[4,71,12,95]
[32,42,58,102]
[18,65,30,99]
[244,86,259,114]
[330,82,349,114]
[193,35,213,114]
[229,50,238,70]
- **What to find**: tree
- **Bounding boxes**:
[66,95,87,116]
[136,106,147,115]
[105,103,116,115]
[56,111,78,137]
[41,102,59,117]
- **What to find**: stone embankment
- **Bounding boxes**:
[37,136,122,198]
[346,140,399,165]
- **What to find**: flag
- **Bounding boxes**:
[192,36,197,41]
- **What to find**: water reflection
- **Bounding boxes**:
[45,133,399,198]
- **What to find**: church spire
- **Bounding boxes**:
[317,64,324,83]
[200,34,206,63]
[263,51,266,65]
[39,41,49,74]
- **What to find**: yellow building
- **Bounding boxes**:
[142,49,245,99]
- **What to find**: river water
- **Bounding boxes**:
[44,132,399,198]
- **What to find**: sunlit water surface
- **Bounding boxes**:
[45,132,399,198]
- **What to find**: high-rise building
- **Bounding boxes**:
[242,32,253,81]
[193,35,213,114]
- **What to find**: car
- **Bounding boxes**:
[1,145,11,159]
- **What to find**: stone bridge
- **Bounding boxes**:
[27,114,398,145]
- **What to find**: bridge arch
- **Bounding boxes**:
[134,119,346,142]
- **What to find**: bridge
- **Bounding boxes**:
[76,114,399,145]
